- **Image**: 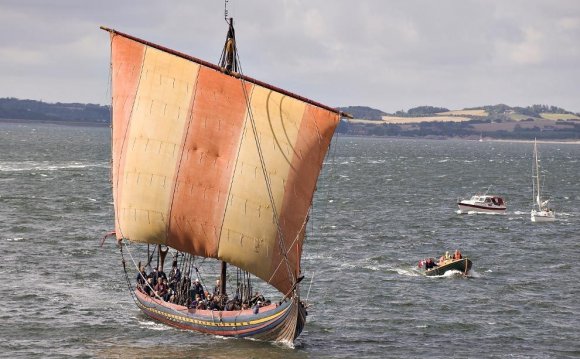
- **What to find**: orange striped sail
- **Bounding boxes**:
[105,28,340,295]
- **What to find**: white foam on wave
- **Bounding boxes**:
[5,237,24,241]
[136,317,171,331]
[0,161,108,172]
[423,269,477,279]
[467,269,481,278]
[440,269,463,277]
[396,268,421,277]
[275,339,296,349]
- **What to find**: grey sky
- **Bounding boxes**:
[0,0,579,113]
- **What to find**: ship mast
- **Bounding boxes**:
[214,18,239,297]
[219,18,238,73]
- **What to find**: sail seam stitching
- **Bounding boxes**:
[166,65,202,247]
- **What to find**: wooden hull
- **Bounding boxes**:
[134,290,306,342]
[425,258,472,276]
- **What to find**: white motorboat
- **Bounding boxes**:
[457,193,506,214]
[531,139,556,223]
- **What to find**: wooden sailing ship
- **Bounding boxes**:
[101,20,343,343]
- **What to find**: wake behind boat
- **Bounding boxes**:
[101,17,344,343]
[457,193,506,214]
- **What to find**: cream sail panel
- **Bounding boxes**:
[218,86,307,287]
[117,47,200,243]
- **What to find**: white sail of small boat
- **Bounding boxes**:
[531,139,555,222]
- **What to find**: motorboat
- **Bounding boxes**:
[421,257,472,276]
[457,194,506,214]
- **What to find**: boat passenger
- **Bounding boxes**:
[189,294,202,309]
[425,258,437,269]
[153,277,168,300]
[190,278,205,300]
[438,256,446,265]
[168,261,181,288]
[196,300,206,310]
[136,266,147,291]
[225,298,239,311]
[178,273,191,302]
[250,291,265,306]
[213,279,221,296]
[157,266,167,281]
[453,250,462,260]
[208,294,222,311]
[163,280,174,301]
[144,277,154,296]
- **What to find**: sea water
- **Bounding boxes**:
[1,122,579,358]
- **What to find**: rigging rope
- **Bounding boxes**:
[234,49,296,290]
[120,240,191,312]
[224,0,230,21]
[216,19,296,294]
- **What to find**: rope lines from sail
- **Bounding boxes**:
[120,240,264,325]
[120,240,193,313]
[229,31,296,291]
[223,0,236,23]
[120,241,164,303]
[216,18,295,292]
[224,0,229,20]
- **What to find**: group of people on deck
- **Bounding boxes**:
[420,249,463,270]
[135,261,271,313]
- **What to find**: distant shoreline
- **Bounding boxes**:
[484,138,580,145]
[338,134,580,145]
[2,119,579,144]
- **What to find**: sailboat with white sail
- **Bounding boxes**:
[531,139,555,223]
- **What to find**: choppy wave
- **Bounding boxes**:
[3,126,580,358]
[0,161,109,172]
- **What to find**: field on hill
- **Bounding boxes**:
[540,113,580,120]
[381,115,471,124]
[436,109,488,117]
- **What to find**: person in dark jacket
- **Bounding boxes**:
[425,258,438,270]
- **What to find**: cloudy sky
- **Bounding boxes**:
[1,0,579,113]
